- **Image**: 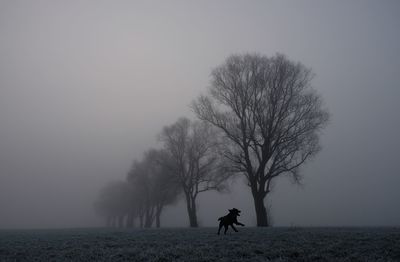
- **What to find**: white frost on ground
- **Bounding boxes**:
[0,227,399,261]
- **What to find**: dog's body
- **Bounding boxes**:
[217,208,245,234]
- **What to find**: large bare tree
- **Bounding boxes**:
[159,118,231,227]
[193,53,329,226]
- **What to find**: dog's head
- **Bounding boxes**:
[229,208,241,216]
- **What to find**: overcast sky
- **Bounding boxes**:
[0,0,399,228]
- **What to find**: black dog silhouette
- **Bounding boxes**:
[217,208,245,234]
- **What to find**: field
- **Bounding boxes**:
[0,227,399,261]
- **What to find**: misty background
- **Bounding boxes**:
[0,0,399,229]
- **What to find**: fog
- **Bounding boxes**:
[0,0,399,229]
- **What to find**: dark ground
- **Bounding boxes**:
[0,227,399,261]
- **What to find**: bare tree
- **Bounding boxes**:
[125,180,143,228]
[94,180,130,228]
[127,149,181,228]
[193,53,329,226]
[127,159,156,228]
[144,149,181,228]
[159,118,231,227]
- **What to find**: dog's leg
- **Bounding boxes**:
[224,225,228,235]
[231,224,238,232]
[218,222,223,235]
[236,222,245,226]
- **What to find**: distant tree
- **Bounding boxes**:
[159,118,231,227]
[193,53,329,226]
[127,149,181,228]
[127,159,155,228]
[125,180,143,228]
[146,149,181,228]
[94,180,130,227]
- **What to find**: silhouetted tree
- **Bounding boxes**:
[125,182,143,228]
[193,53,329,226]
[159,118,231,227]
[127,159,155,228]
[146,149,181,228]
[94,180,130,227]
[127,149,181,228]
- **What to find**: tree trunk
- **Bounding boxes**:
[155,205,163,228]
[144,207,154,228]
[185,194,198,227]
[253,193,269,227]
[188,208,198,227]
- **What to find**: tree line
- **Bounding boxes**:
[94,53,329,228]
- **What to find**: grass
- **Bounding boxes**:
[0,227,399,261]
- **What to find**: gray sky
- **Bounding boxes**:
[0,0,399,228]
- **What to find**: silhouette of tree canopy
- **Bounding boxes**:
[193,53,329,226]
